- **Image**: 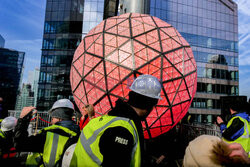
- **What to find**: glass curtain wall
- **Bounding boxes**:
[0,48,25,110]
[38,0,84,111]
[149,0,238,124]
[82,0,105,35]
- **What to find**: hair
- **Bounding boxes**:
[229,101,248,113]
[127,91,158,111]
[211,140,248,167]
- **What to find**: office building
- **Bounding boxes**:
[27,68,40,107]
[15,84,35,111]
[39,0,239,122]
[149,0,238,123]
[38,0,119,110]
[37,0,84,110]
[0,34,5,48]
[0,48,25,110]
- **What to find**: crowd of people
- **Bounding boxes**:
[0,74,249,167]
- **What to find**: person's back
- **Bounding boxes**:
[23,120,79,166]
[0,129,13,158]
[39,120,79,166]
[70,75,161,167]
[217,101,250,157]
[14,99,80,166]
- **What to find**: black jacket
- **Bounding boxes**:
[98,99,144,167]
[0,130,15,157]
[14,115,80,153]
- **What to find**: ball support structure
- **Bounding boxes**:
[70,13,197,139]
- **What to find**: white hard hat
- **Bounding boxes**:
[130,75,162,99]
[1,116,17,131]
[48,99,74,114]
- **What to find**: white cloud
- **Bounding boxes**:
[238,22,250,35]
[239,67,250,76]
[235,0,250,16]
[234,1,250,67]
[239,33,250,46]
[6,39,42,57]
[239,75,250,99]
[239,53,250,66]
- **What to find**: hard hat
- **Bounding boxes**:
[1,116,17,131]
[48,99,74,114]
[130,75,162,99]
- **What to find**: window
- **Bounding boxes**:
[44,21,82,34]
[180,32,238,52]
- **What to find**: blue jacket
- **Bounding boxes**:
[220,112,250,141]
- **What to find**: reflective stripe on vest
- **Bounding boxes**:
[42,125,77,167]
[223,116,250,154]
[240,119,249,139]
[0,129,5,139]
[71,115,141,167]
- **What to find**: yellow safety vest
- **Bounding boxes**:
[70,115,141,167]
[223,116,250,157]
[26,125,77,167]
[25,152,43,167]
[0,129,5,139]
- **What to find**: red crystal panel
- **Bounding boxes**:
[70,13,197,139]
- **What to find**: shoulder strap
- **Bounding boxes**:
[56,133,80,166]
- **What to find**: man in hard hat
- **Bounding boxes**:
[0,116,17,160]
[217,100,250,158]
[14,99,80,166]
[71,75,162,167]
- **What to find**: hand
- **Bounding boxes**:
[82,104,95,119]
[20,106,36,118]
[229,143,250,164]
[216,116,224,125]
[156,155,165,164]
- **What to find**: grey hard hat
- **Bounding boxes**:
[48,99,75,115]
[1,116,17,131]
[130,75,162,99]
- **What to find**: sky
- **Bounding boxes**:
[0,0,46,83]
[0,0,250,99]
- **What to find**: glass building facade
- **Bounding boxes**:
[15,84,35,111]
[0,48,25,110]
[0,34,5,48]
[38,0,84,111]
[149,0,238,124]
[39,0,239,122]
[38,0,120,110]
[82,0,105,35]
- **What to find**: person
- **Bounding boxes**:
[183,135,250,167]
[0,97,7,119]
[14,99,80,166]
[217,101,250,157]
[0,116,17,160]
[79,104,95,130]
[70,75,162,167]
